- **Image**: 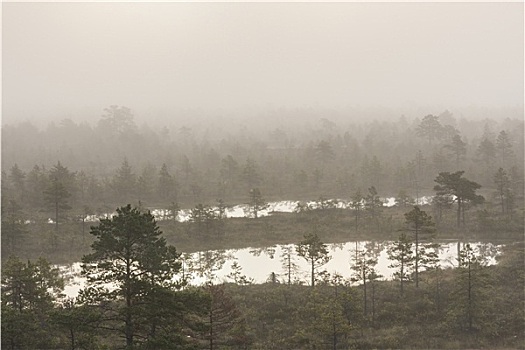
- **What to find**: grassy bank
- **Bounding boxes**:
[6,203,523,265]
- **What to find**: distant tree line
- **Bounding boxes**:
[2,107,523,208]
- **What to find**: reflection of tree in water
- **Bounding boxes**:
[186,250,232,283]
[473,242,501,264]
[329,243,345,252]
[350,241,383,268]
[365,241,385,260]
[249,246,276,259]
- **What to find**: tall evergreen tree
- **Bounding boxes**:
[113,158,136,202]
[434,171,484,227]
[403,206,436,288]
[25,165,48,209]
[444,134,467,169]
[1,200,27,257]
[248,187,268,219]
[280,245,300,285]
[136,163,157,202]
[242,158,261,189]
[8,164,26,204]
[496,130,514,168]
[350,189,364,231]
[43,176,72,249]
[81,205,181,349]
[49,161,77,198]
[416,115,443,145]
[364,186,383,224]
[1,257,64,349]
[449,244,489,333]
[387,233,414,295]
[494,168,511,215]
[296,229,331,288]
[203,283,246,350]
[476,138,497,168]
[350,242,380,318]
[97,105,137,137]
[158,163,177,202]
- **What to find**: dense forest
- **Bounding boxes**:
[2,106,524,208]
[1,107,524,349]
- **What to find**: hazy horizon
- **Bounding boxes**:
[2,2,524,126]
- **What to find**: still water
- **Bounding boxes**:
[67,197,434,224]
[60,240,501,298]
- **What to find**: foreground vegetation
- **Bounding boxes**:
[2,205,523,349]
[225,242,524,349]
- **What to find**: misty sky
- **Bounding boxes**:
[2,2,523,124]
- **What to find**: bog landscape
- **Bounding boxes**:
[2,2,524,349]
[2,108,524,349]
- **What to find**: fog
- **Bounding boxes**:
[2,2,523,126]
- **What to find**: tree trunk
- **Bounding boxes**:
[54,196,59,250]
[363,269,367,316]
[415,227,419,288]
[55,197,59,233]
[209,309,214,350]
[332,285,337,350]
[435,271,441,314]
[126,258,133,349]
[400,261,404,295]
[126,306,133,348]
[458,239,461,267]
[371,280,376,327]
[311,259,315,288]
[457,198,462,227]
[70,328,75,350]
[468,260,472,332]
[82,216,85,245]
[288,254,292,285]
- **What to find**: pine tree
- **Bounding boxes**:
[494,167,511,215]
[8,164,26,204]
[496,130,514,168]
[448,244,490,332]
[434,171,484,227]
[158,163,177,202]
[280,245,300,285]
[1,200,27,257]
[416,115,444,144]
[43,176,71,249]
[296,229,331,288]
[242,157,261,190]
[204,284,244,350]
[1,257,64,349]
[444,134,467,169]
[403,206,436,288]
[248,188,268,219]
[350,242,380,318]
[388,233,414,295]
[350,189,364,231]
[81,205,181,349]
[112,158,136,202]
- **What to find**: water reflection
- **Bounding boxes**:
[63,197,435,224]
[60,240,502,298]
